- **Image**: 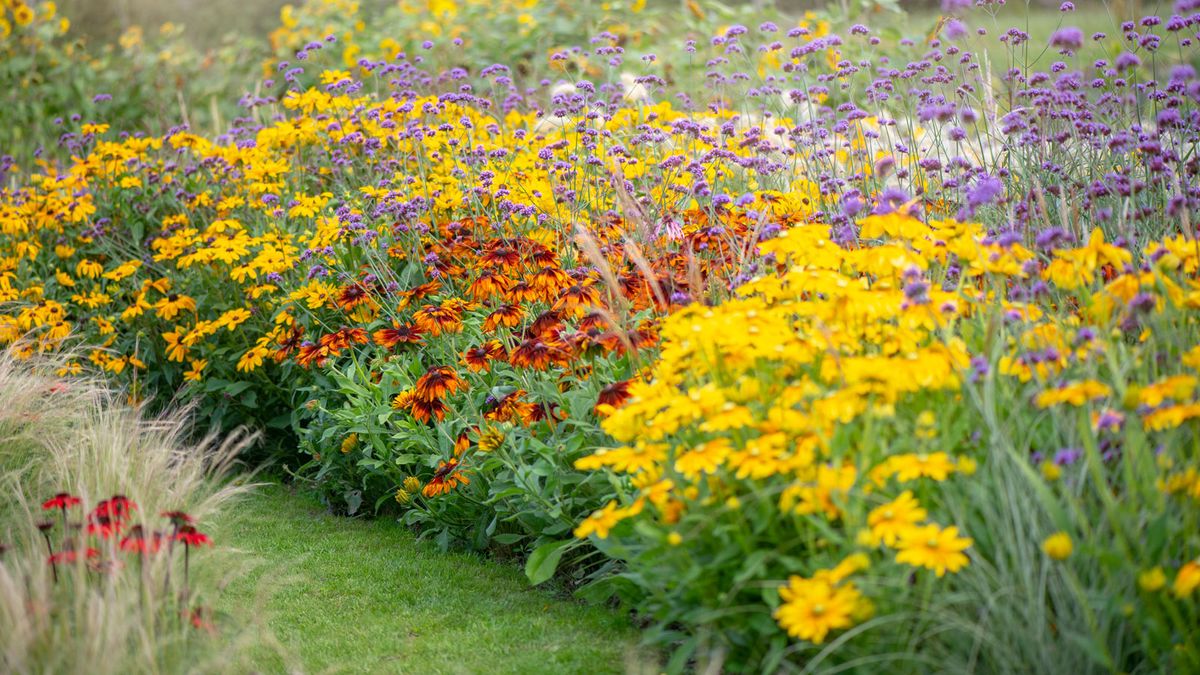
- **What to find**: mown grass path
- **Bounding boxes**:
[212,484,648,674]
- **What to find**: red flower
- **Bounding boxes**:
[42,492,81,511]
[161,511,194,527]
[91,495,136,521]
[175,525,212,547]
[119,525,164,555]
[48,547,99,565]
[87,516,124,539]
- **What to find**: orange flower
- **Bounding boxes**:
[336,283,371,310]
[296,343,330,368]
[421,458,470,497]
[527,309,564,338]
[411,397,449,423]
[274,326,305,362]
[510,337,570,371]
[595,379,633,414]
[505,281,539,303]
[372,322,424,349]
[530,265,571,295]
[407,280,442,302]
[415,366,466,401]
[412,304,462,336]
[462,340,506,372]
[319,326,369,354]
[483,304,524,332]
[554,282,602,312]
[481,244,521,270]
[469,271,513,300]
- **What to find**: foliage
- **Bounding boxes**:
[2,0,1200,671]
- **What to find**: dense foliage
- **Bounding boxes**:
[3,0,1200,671]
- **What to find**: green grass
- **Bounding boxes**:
[211,484,653,674]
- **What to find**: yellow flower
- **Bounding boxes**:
[573,499,643,539]
[674,437,730,478]
[867,491,927,546]
[1138,567,1167,592]
[183,358,207,382]
[477,427,505,452]
[340,433,358,454]
[154,293,196,320]
[1034,380,1111,408]
[403,476,422,493]
[895,523,972,577]
[1174,560,1200,598]
[1041,532,1073,561]
[1040,461,1062,482]
[774,576,862,644]
[237,346,268,372]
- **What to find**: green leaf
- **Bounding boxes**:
[524,539,573,585]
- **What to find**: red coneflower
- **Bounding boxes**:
[175,525,212,600]
[48,547,99,566]
[92,495,137,521]
[174,525,212,548]
[42,492,81,511]
[372,322,424,349]
[161,511,194,527]
[415,366,466,401]
[87,516,124,539]
[119,525,164,555]
[187,606,217,635]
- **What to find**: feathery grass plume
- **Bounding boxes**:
[0,352,263,674]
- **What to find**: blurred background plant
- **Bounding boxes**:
[0,354,261,673]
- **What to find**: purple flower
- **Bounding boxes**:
[1115,52,1141,71]
[1049,27,1084,52]
[961,175,1003,217]
[944,19,968,41]
[1053,448,1082,466]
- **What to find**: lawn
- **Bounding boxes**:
[211,484,653,674]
